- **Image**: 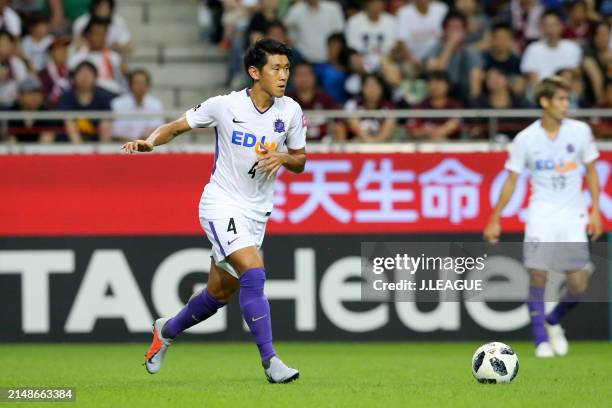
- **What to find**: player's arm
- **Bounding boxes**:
[256,146,306,179]
[282,147,306,173]
[121,115,191,153]
[483,171,519,244]
[585,161,603,240]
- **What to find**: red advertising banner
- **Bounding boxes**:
[2,152,611,236]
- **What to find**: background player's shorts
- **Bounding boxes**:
[523,218,591,273]
[200,212,267,279]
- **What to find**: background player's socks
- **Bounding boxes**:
[527,285,547,345]
[239,267,276,362]
[546,291,581,325]
[163,288,225,339]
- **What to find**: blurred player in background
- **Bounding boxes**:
[484,75,602,358]
[122,39,306,383]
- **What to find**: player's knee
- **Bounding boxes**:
[208,286,236,303]
[567,280,588,295]
[529,270,547,287]
[239,267,266,293]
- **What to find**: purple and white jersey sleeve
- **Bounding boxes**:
[285,103,307,150]
[185,96,223,129]
[505,134,527,174]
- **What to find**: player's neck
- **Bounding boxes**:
[541,114,562,138]
[249,86,274,112]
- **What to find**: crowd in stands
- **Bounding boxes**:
[200,0,612,141]
[5,0,612,144]
[1,0,163,143]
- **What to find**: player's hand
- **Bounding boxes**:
[587,210,603,241]
[256,147,286,180]
[483,217,501,244]
[122,140,154,154]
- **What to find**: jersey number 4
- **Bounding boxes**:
[248,162,257,179]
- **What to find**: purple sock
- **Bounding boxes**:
[546,292,581,325]
[239,267,276,362]
[527,286,547,346]
[164,288,225,339]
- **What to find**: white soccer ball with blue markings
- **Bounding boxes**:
[471,342,519,384]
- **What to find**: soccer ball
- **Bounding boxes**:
[471,342,519,384]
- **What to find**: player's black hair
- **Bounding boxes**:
[540,8,564,22]
[70,60,98,79]
[491,21,512,34]
[243,39,292,80]
[442,10,467,30]
[127,68,152,86]
[90,0,115,15]
[83,16,111,35]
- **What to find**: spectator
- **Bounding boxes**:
[0,0,22,37]
[556,67,584,108]
[38,37,71,107]
[394,0,448,64]
[425,10,484,101]
[284,0,345,64]
[314,33,351,104]
[483,23,521,75]
[473,68,531,109]
[345,0,396,73]
[0,30,28,108]
[68,17,126,96]
[287,62,339,141]
[497,0,544,50]
[582,22,611,105]
[21,13,54,72]
[562,0,595,46]
[409,70,463,140]
[11,0,68,33]
[245,0,279,45]
[341,73,396,142]
[469,68,531,139]
[111,69,164,141]
[219,0,254,50]
[482,22,526,97]
[58,61,114,143]
[73,0,132,54]
[344,49,368,98]
[520,9,583,89]
[264,22,304,65]
[454,0,490,49]
[7,76,56,143]
[201,0,225,44]
[591,79,612,137]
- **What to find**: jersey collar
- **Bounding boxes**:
[245,88,275,115]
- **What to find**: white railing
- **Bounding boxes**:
[1,108,611,120]
[1,109,612,153]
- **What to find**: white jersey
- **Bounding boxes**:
[505,118,599,221]
[186,89,307,221]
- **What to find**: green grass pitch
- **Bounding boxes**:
[1,342,611,407]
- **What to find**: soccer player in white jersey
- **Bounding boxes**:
[122,39,306,383]
[484,76,603,358]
